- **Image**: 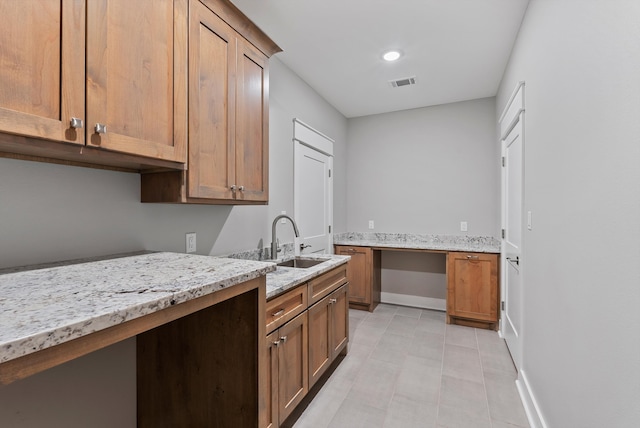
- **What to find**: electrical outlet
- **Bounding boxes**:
[186,233,196,253]
[368,220,374,229]
[460,221,468,232]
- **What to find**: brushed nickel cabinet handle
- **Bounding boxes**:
[70,117,83,129]
[466,255,479,260]
[238,186,245,191]
[230,185,237,191]
[329,298,337,304]
[272,308,285,317]
[95,123,107,134]
[280,336,287,343]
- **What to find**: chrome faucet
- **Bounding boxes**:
[271,214,300,259]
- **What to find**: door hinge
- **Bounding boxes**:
[328,225,332,233]
[501,301,505,311]
[501,156,506,167]
[501,229,505,239]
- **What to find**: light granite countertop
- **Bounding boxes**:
[0,252,275,365]
[265,254,350,300]
[333,232,501,253]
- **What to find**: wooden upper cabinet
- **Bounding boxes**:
[141,0,279,204]
[0,0,85,144]
[188,0,270,202]
[85,0,187,163]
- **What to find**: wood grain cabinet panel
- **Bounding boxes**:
[308,284,349,388]
[85,0,187,163]
[0,0,85,145]
[446,252,499,330]
[335,245,381,311]
[274,311,308,426]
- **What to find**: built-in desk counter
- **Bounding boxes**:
[0,252,275,426]
[334,232,501,330]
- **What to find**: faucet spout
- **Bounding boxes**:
[271,214,300,259]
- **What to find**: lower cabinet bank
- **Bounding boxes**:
[263,264,349,428]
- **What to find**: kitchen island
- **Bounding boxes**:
[0,252,275,427]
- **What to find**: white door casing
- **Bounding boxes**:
[293,119,334,255]
[500,82,525,371]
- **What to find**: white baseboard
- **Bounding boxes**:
[517,369,548,428]
[380,292,446,311]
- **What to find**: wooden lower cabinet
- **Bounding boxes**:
[335,245,380,311]
[263,264,349,427]
[308,284,349,388]
[446,252,499,330]
[266,311,308,427]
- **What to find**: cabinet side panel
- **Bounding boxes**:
[137,289,259,427]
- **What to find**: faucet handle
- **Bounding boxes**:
[300,243,312,251]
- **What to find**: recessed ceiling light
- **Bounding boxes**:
[382,50,402,62]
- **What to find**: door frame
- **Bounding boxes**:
[499,81,525,369]
[293,118,334,254]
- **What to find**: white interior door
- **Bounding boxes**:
[500,82,525,371]
[293,120,333,255]
[502,115,524,369]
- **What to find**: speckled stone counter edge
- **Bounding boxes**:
[333,232,501,253]
[0,252,276,364]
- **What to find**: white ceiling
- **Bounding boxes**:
[229,0,530,118]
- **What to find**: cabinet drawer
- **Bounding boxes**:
[308,264,348,306]
[266,285,307,334]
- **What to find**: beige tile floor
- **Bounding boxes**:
[287,304,530,428]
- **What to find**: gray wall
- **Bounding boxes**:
[346,98,499,304]
[0,57,347,427]
[346,97,499,236]
[496,0,640,426]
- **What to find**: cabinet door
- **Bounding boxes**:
[86,0,187,162]
[447,252,499,322]
[0,0,85,144]
[278,311,308,424]
[336,246,371,305]
[235,39,269,202]
[264,330,279,428]
[308,295,331,388]
[187,0,236,199]
[330,285,349,359]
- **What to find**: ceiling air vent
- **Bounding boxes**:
[389,76,417,88]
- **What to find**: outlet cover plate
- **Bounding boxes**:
[186,233,196,253]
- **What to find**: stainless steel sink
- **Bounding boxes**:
[276,257,326,269]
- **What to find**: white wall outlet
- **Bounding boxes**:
[368,220,374,229]
[186,233,197,253]
[281,210,287,224]
[460,221,468,232]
